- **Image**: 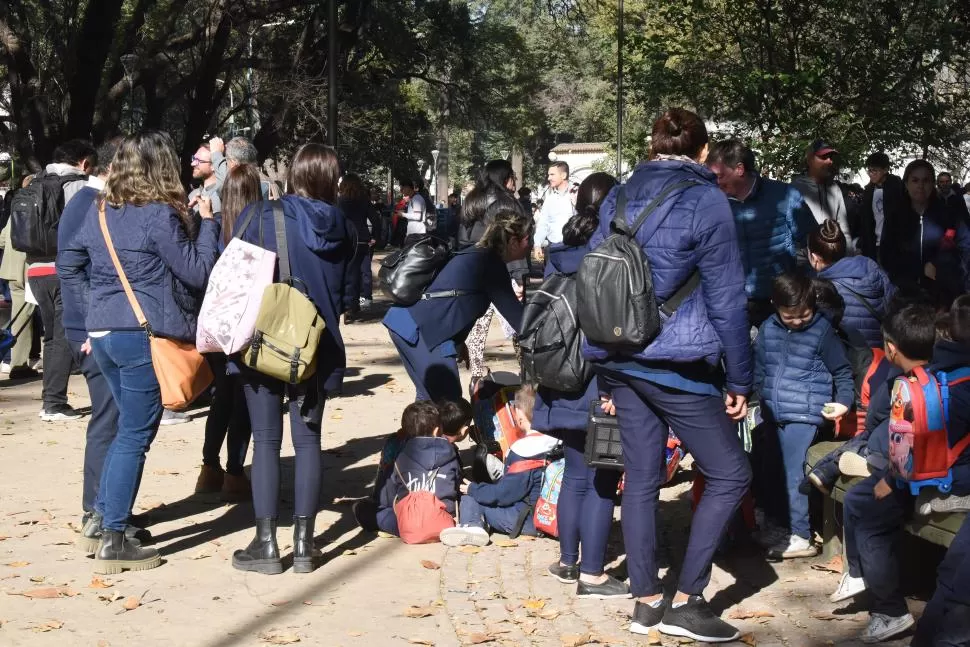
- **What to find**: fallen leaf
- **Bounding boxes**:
[728,609,775,620]
[810,612,847,621]
[5,561,29,567]
[460,546,481,555]
[538,609,560,620]
[740,634,757,646]
[347,630,363,637]
[466,632,494,645]
[646,629,662,645]
[403,606,434,618]
[271,600,290,607]
[14,586,78,599]
[0,535,9,541]
[342,549,358,557]
[123,596,141,611]
[31,619,64,632]
[331,413,343,420]
[421,560,440,570]
[191,551,211,560]
[97,592,124,603]
[492,538,518,548]
[89,577,113,589]
[811,556,844,574]
[259,631,301,645]
[561,633,596,647]
[377,531,395,539]
[523,599,546,611]
[30,576,45,583]
[407,640,434,646]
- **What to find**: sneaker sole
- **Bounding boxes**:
[808,473,832,495]
[94,554,162,574]
[76,536,100,554]
[548,570,579,584]
[658,622,740,643]
[830,587,868,603]
[781,547,820,559]
[577,591,632,600]
[41,414,83,422]
[440,531,489,547]
[630,621,661,635]
[862,616,915,643]
[231,556,283,575]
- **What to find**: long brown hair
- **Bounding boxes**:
[288,143,340,203]
[339,173,368,202]
[103,131,189,224]
[219,164,262,245]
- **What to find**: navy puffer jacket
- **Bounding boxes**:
[584,160,752,395]
[818,255,894,348]
[532,244,599,433]
[755,313,855,426]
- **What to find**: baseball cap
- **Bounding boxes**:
[810,139,839,157]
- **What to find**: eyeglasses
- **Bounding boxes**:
[191,156,212,165]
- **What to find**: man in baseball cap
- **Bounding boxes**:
[792,138,858,251]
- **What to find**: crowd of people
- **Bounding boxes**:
[0,105,968,645]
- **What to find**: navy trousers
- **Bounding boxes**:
[344,244,369,313]
[554,428,621,575]
[202,355,252,476]
[913,516,970,646]
[360,247,374,300]
[71,340,120,514]
[389,328,462,402]
[460,496,535,536]
[600,373,751,597]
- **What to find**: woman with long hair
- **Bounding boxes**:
[58,131,220,572]
[229,144,351,575]
[194,164,262,501]
[880,159,970,307]
[338,173,376,322]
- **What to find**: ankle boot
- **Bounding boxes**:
[77,512,153,555]
[292,516,319,574]
[94,530,161,574]
[232,518,282,574]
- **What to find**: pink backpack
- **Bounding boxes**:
[392,465,455,544]
[196,235,276,354]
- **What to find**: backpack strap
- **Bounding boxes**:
[505,458,547,474]
[421,289,473,300]
[834,280,882,322]
[612,180,701,238]
[270,200,289,282]
[233,201,263,242]
[659,271,701,317]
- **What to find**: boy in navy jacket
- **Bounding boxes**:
[754,273,854,560]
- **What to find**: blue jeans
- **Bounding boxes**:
[70,340,120,514]
[202,355,251,475]
[389,328,461,402]
[554,429,621,575]
[758,422,817,539]
[91,332,162,531]
[913,516,970,646]
[600,373,751,597]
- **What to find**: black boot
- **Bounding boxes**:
[292,516,319,574]
[232,518,282,574]
[77,512,153,554]
[94,530,161,574]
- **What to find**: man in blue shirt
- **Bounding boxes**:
[708,140,815,327]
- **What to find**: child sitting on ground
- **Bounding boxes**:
[832,300,970,643]
[753,273,854,560]
[354,401,461,536]
[439,385,558,547]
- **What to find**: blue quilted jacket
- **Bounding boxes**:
[818,255,894,348]
[584,160,753,395]
[755,312,855,426]
[729,176,814,300]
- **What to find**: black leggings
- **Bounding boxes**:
[242,374,323,519]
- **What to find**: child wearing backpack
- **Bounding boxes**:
[753,273,854,560]
[831,300,970,643]
[439,386,558,547]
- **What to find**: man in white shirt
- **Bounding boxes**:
[532,161,576,260]
[398,180,427,247]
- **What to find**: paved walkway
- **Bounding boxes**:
[0,306,927,646]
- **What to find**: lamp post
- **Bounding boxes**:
[431,148,440,204]
[616,0,624,179]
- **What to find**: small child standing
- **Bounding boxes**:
[440,386,558,547]
[754,273,854,559]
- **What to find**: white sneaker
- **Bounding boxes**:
[439,525,490,547]
[839,452,871,478]
[861,612,915,643]
[160,410,191,426]
[830,572,867,603]
[1,362,10,374]
[360,298,372,310]
[772,534,818,559]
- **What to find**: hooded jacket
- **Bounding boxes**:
[819,255,895,348]
[378,436,461,515]
[232,196,351,402]
[56,186,100,342]
[583,159,752,395]
[791,174,860,247]
[926,340,970,457]
[857,174,905,260]
[532,244,600,432]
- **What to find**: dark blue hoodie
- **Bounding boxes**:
[819,255,895,348]
[231,196,350,409]
[532,244,599,433]
[56,186,100,343]
[379,436,461,515]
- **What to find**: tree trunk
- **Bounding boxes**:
[64,0,125,140]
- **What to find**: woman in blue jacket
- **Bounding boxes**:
[58,131,220,573]
[809,219,894,348]
[229,144,351,575]
[531,173,627,600]
[587,109,752,642]
[880,159,970,307]
[384,196,529,402]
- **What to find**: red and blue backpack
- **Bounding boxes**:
[888,366,970,495]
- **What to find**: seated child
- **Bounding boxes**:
[354,401,461,535]
[753,273,854,560]
[832,300,970,643]
[439,386,558,547]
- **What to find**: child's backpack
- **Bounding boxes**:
[576,182,699,352]
[241,201,325,384]
[378,236,462,306]
[532,457,565,537]
[392,465,456,544]
[837,347,885,439]
[197,204,277,354]
[10,172,86,258]
[519,272,592,392]
[471,381,526,461]
[888,366,970,494]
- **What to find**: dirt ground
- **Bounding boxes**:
[0,298,932,646]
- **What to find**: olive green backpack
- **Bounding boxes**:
[242,201,325,384]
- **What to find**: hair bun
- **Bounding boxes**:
[820,219,842,241]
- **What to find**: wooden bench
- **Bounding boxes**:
[806,441,966,559]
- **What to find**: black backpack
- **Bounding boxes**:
[576,180,699,352]
[378,236,469,306]
[519,272,592,392]
[10,172,87,258]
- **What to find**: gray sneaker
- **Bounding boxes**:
[439,525,490,547]
[41,404,83,422]
[861,613,915,643]
[160,410,191,426]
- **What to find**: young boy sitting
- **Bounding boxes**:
[354,401,461,535]
[753,273,854,560]
[439,386,558,547]
[832,301,970,643]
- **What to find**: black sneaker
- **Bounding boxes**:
[8,365,40,380]
[547,561,579,583]
[41,404,83,422]
[352,500,378,532]
[630,600,665,635]
[658,595,741,643]
[576,574,631,599]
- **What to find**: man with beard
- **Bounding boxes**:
[792,140,861,252]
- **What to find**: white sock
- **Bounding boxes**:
[647,598,663,609]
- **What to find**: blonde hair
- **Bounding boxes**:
[103,131,189,223]
[514,384,537,422]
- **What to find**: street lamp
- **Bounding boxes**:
[119,53,137,132]
[431,148,440,204]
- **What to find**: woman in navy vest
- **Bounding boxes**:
[384,196,529,402]
[230,144,351,575]
[587,109,752,642]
